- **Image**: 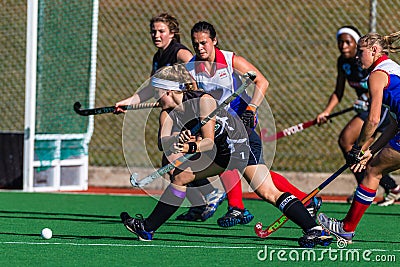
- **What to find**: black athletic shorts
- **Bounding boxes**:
[248,129,265,165]
[357,106,391,132]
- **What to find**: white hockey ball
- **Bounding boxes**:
[41,228,52,239]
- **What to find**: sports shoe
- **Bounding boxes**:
[298,227,333,248]
[176,206,207,221]
[120,212,154,241]
[305,196,322,220]
[202,189,227,220]
[317,213,355,243]
[217,207,254,227]
[377,187,400,206]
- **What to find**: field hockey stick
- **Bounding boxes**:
[254,163,348,238]
[260,107,354,142]
[130,71,257,187]
[73,101,160,116]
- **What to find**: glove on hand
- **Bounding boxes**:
[346,145,364,165]
[241,105,257,128]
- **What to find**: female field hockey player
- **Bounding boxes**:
[187,21,321,226]
[316,26,400,205]
[318,31,400,243]
[114,13,248,223]
[120,64,333,248]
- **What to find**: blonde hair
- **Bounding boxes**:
[153,64,194,91]
[359,31,400,54]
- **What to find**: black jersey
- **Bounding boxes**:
[168,90,249,170]
[152,40,191,74]
[337,55,369,97]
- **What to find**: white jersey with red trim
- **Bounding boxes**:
[186,49,235,105]
[372,56,400,152]
[186,49,252,117]
[372,57,400,120]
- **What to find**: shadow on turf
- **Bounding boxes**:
[156,231,298,243]
[0,210,119,223]
[2,209,398,246]
[2,230,399,249]
[0,230,300,247]
[0,218,400,247]
[0,231,149,241]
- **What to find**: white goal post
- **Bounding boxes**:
[23,0,99,191]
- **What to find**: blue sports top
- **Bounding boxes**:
[336,55,369,99]
[371,55,400,122]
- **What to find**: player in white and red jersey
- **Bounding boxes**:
[318,31,400,243]
[316,26,400,205]
[186,21,321,227]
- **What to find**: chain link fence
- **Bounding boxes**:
[2,0,400,173]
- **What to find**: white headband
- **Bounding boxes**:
[151,77,185,91]
[336,27,360,43]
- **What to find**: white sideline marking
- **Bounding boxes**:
[0,241,259,249]
[0,241,398,253]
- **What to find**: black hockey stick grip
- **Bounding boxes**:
[326,106,354,119]
[73,102,160,116]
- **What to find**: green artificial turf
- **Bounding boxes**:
[0,192,398,266]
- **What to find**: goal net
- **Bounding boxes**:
[23,0,99,191]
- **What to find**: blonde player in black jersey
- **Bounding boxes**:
[115,13,241,222]
[120,64,333,248]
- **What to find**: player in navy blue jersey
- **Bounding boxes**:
[316,26,400,205]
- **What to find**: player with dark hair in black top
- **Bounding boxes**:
[152,39,189,73]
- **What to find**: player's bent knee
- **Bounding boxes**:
[172,172,195,186]
[254,186,280,204]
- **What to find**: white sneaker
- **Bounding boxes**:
[201,189,227,220]
[318,213,355,244]
[377,187,400,207]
